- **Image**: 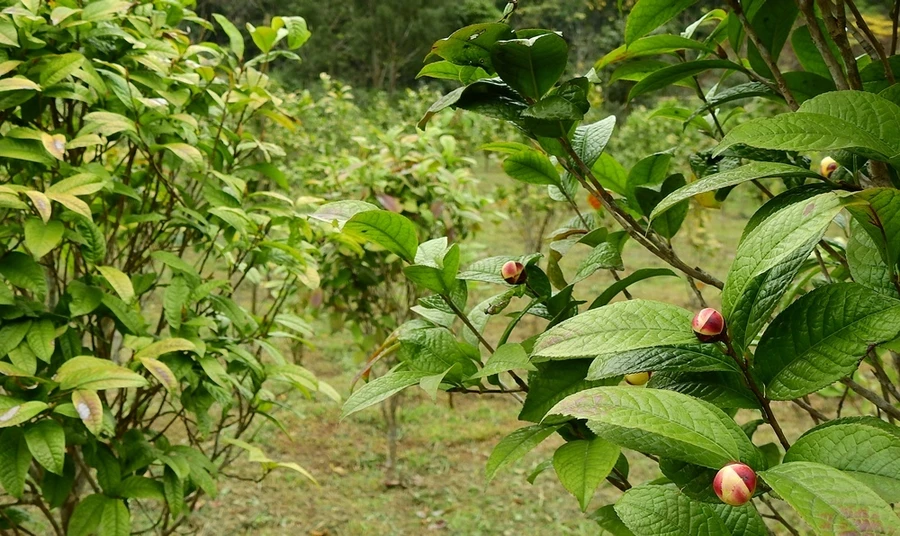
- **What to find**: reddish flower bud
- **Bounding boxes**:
[713,463,757,506]
[624,372,651,386]
[820,156,838,178]
[587,193,603,211]
[692,308,726,342]
[501,261,527,285]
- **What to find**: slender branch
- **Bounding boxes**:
[723,339,792,450]
[846,0,895,84]
[796,0,850,90]
[841,377,900,420]
[817,0,863,90]
[727,0,800,110]
[792,398,829,423]
[759,496,801,536]
[892,0,899,55]
[497,298,539,347]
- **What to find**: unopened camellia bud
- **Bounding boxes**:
[713,462,757,506]
[820,156,838,178]
[692,308,725,343]
[501,261,527,285]
[624,372,651,386]
[587,193,602,211]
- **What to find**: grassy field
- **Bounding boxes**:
[191,179,821,535]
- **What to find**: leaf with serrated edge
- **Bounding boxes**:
[553,438,619,511]
[615,484,731,536]
[761,461,900,535]
[486,424,562,483]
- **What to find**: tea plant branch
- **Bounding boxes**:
[559,139,725,289]
[440,293,529,392]
[892,0,900,55]
[723,338,792,450]
[817,0,863,90]
[726,0,800,109]
[846,0,895,84]
[758,496,801,536]
[866,349,900,404]
[795,0,851,91]
[792,398,829,423]
[27,483,62,536]
[841,376,900,420]
[497,298,540,346]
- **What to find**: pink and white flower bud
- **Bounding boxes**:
[713,462,756,506]
[501,261,527,285]
[692,308,725,342]
[820,156,838,178]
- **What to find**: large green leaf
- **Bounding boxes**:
[761,462,900,535]
[98,497,130,536]
[572,116,616,169]
[625,0,700,45]
[628,59,746,100]
[68,494,106,536]
[486,424,562,483]
[416,61,490,84]
[648,371,758,410]
[471,343,535,379]
[848,219,897,297]
[596,35,714,70]
[549,387,749,468]
[24,219,64,259]
[0,251,48,296]
[343,210,418,263]
[586,343,738,380]
[532,300,695,361]
[756,283,900,400]
[0,399,48,428]
[713,503,768,536]
[722,191,843,318]
[429,23,515,71]
[615,484,731,535]
[54,356,149,391]
[846,188,900,270]
[491,33,567,100]
[519,360,617,424]
[650,162,822,221]
[502,148,561,186]
[0,428,30,498]
[784,417,900,503]
[553,438,620,511]
[24,420,65,475]
[397,326,478,379]
[341,370,432,420]
[634,173,689,239]
[800,91,900,158]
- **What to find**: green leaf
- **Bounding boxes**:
[26,319,55,362]
[163,277,191,330]
[55,356,149,391]
[98,497,129,536]
[746,0,797,78]
[687,81,781,124]
[722,192,843,318]
[846,188,900,269]
[275,16,310,50]
[596,35,714,70]
[784,417,900,503]
[418,367,454,402]
[67,281,103,317]
[848,218,897,297]
[67,495,105,536]
[799,91,900,158]
[549,386,748,468]
[213,14,244,59]
[502,148,561,186]
[572,116,616,169]
[341,370,432,419]
[791,21,842,79]
[648,371,759,409]
[532,300,695,361]
[161,143,203,169]
[429,23,515,70]
[23,219,64,259]
[519,360,617,424]
[589,268,677,309]
[416,61,489,84]
[629,59,746,100]
[397,326,478,379]
[39,52,85,87]
[134,338,195,360]
[625,0,700,44]
[635,174,689,239]
[343,210,418,263]
[590,505,635,536]
[97,266,134,303]
[75,219,106,264]
[0,322,30,358]
[553,438,620,511]
[650,162,823,221]
[572,243,623,284]
[761,462,900,535]
[0,428,30,498]
[615,484,731,536]
[119,476,164,501]
[757,283,900,400]
[0,251,47,296]
[713,502,768,536]
[587,343,738,380]
[491,33,568,99]
[471,343,535,379]
[486,424,562,483]
[24,420,65,475]
[592,153,628,196]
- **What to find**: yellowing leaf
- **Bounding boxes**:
[40,133,66,161]
[97,266,134,303]
[134,338,195,360]
[72,390,103,435]
[161,143,204,168]
[24,191,51,223]
[0,76,40,92]
[46,192,92,220]
[138,357,179,392]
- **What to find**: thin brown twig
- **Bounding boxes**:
[796,0,850,90]
[846,0,895,84]
[727,0,799,110]
[841,376,900,420]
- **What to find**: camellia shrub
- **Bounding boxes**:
[320,1,900,534]
[0,1,333,534]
